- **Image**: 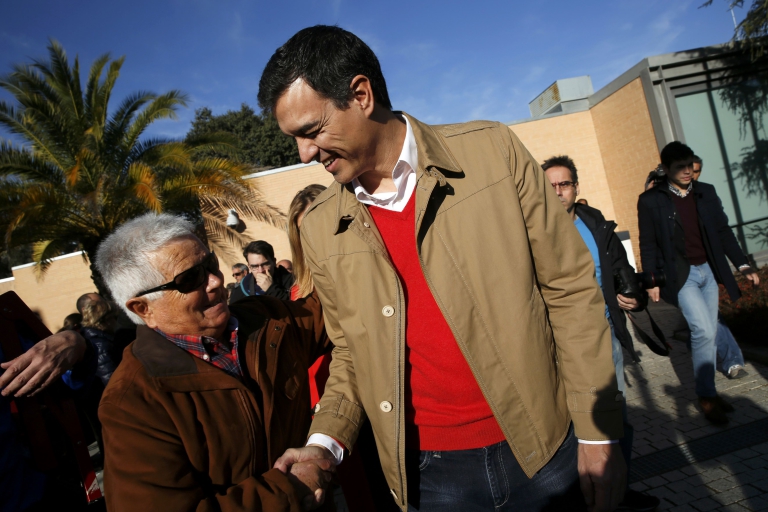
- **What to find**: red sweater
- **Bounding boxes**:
[369,195,505,451]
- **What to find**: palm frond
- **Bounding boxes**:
[124,90,188,150]
[127,161,162,212]
[0,140,65,183]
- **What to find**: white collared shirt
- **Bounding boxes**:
[350,116,417,212]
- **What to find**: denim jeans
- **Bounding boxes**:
[405,425,585,511]
[609,319,633,489]
[716,318,745,374]
[677,263,719,397]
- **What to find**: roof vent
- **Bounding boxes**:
[529,76,594,117]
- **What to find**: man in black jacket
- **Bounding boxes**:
[544,155,658,512]
[229,240,295,303]
[638,142,759,425]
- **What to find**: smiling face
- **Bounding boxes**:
[274,77,379,185]
[126,235,230,340]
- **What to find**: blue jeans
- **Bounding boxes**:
[716,318,745,374]
[677,263,719,397]
[609,319,633,489]
[406,425,585,511]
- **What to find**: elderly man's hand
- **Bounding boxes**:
[648,287,660,303]
[0,330,86,397]
[275,445,337,509]
[578,443,626,512]
[287,459,335,511]
[255,272,273,292]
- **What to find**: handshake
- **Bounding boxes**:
[274,445,337,511]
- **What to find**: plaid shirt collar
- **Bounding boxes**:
[154,316,242,378]
[668,180,693,198]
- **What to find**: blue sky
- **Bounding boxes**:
[0,0,747,140]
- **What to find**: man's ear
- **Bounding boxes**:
[126,298,156,328]
[575,183,580,197]
[349,74,375,116]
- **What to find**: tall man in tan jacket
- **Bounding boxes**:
[260,26,625,512]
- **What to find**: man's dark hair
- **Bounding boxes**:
[693,154,703,167]
[243,240,275,261]
[541,155,579,183]
[660,141,694,169]
[258,25,392,114]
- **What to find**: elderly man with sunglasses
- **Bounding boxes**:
[84,212,335,512]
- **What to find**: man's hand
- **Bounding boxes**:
[0,330,86,397]
[288,460,334,511]
[745,272,760,287]
[255,272,273,292]
[648,287,660,303]
[578,443,626,512]
[275,446,336,511]
[616,294,638,311]
[274,445,336,473]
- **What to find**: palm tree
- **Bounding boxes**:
[0,41,285,296]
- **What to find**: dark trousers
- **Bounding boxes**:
[406,424,586,511]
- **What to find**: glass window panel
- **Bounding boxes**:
[711,90,768,224]
[675,92,738,220]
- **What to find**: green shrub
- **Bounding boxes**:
[719,266,768,345]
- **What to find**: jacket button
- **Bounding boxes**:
[270,343,277,348]
[380,401,393,412]
[314,403,321,413]
[363,222,371,228]
[382,305,395,317]
[202,354,210,361]
[274,325,281,331]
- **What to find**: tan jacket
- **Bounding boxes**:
[300,114,623,509]
[99,295,330,512]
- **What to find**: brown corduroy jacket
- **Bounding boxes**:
[99,295,330,512]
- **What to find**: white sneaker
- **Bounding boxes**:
[727,365,748,380]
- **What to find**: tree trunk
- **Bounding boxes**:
[83,246,112,301]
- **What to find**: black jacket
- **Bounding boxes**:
[575,204,644,363]
[228,265,295,303]
[81,327,122,386]
[637,180,748,307]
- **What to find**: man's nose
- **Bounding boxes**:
[296,138,318,164]
[207,270,223,291]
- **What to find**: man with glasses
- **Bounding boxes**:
[543,155,659,512]
[231,262,249,285]
[638,142,759,425]
[230,240,295,303]
[84,212,334,511]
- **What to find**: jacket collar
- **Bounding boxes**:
[331,112,462,233]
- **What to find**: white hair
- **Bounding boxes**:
[95,213,196,324]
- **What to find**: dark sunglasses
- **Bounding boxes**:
[232,271,245,278]
[135,252,220,297]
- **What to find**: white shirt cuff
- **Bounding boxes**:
[306,434,345,465]
[578,439,619,444]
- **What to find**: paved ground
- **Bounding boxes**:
[623,301,768,511]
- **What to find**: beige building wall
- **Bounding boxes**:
[218,163,334,285]
[1,252,97,333]
[591,78,661,269]
[510,110,618,223]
